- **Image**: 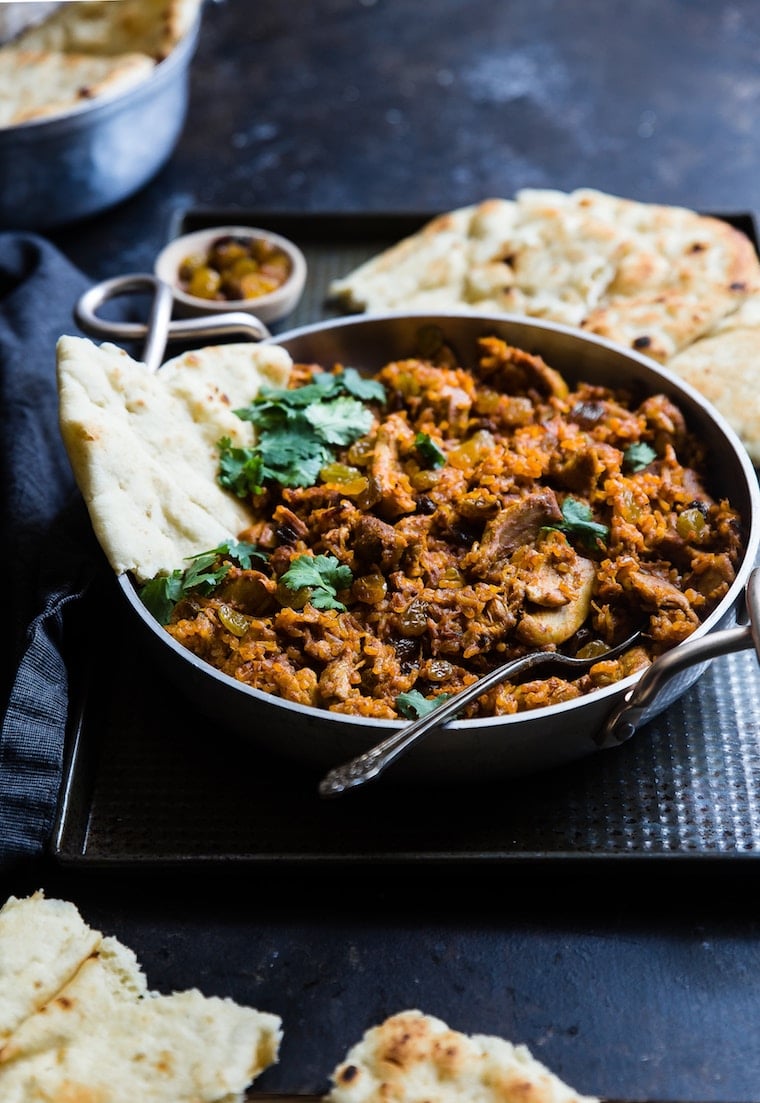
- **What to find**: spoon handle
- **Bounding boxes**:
[317,649,557,798]
[318,629,644,798]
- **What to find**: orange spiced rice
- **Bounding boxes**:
[161,335,743,720]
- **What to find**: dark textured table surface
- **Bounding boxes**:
[5,1,760,1101]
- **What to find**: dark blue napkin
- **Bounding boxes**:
[0,232,107,872]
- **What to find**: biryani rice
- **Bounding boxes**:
[163,336,743,720]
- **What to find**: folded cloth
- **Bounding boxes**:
[0,232,109,872]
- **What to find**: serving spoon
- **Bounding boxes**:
[318,629,643,798]
[319,567,760,798]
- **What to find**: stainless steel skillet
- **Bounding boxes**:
[73,277,760,784]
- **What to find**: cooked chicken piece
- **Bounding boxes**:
[465,489,563,578]
[319,653,360,701]
[369,412,417,518]
[352,514,408,571]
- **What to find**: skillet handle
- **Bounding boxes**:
[74,273,271,373]
[597,567,760,748]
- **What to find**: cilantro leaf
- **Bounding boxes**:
[623,441,657,472]
[220,368,386,495]
[415,431,446,469]
[186,540,267,570]
[139,540,268,624]
[236,368,384,416]
[238,401,300,429]
[396,689,453,719]
[221,539,268,569]
[139,571,184,625]
[544,497,609,548]
[280,554,353,611]
[235,380,335,417]
[217,437,265,497]
[305,396,374,445]
[182,552,230,592]
[339,367,386,403]
[256,426,331,486]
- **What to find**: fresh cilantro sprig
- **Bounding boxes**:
[218,428,330,496]
[218,368,386,497]
[139,540,266,625]
[217,438,265,498]
[543,497,609,549]
[139,571,184,626]
[415,432,446,469]
[279,554,353,612]
[396,689,453,719]
[623,441,657,472]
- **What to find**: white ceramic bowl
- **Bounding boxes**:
[154,224,307,323]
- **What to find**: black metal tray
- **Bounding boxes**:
[51,208,760,871]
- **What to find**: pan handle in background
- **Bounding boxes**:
[74,273,272,374]
[596,566,760,748]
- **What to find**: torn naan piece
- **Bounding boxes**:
[0,954,280,1103]
[667,322,760,464]
[0,47,155,125]
[0,892,102,1043]
[330,189,759,355]
[326,1009,598,1103]
[0,891,283,1103]
[12,0,202,61]
[56,336,292,581]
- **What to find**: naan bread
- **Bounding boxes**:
[329,188,760,460]
[0,0,202,128]
[0,967,281,1103]
[0,892,102,1041]
[57,336,293,580]
[705,286,760,334]
[328,203,498,316]
[0,3,63,46]
[0,47,155,125]
[667,322,760,464]
[653,286,760,464]
[330,189,759,357]
[326,1009,597,1103]
[0,892,282,1103]
[12,0,201,61]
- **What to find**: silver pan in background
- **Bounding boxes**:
[111,310,760,783]
[0,13,200,231]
